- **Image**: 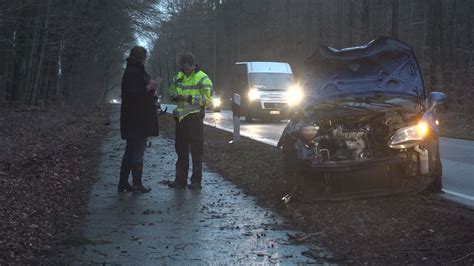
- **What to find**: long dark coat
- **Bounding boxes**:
[120,60,159,140]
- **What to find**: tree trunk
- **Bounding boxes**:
[55,39,64,103]
[391,0,399,38]
[41,57,53,106]
[23,8,41,103]
[30,0,52,105]
[0,73,5,104]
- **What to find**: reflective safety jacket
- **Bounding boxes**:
[169,69,213,121]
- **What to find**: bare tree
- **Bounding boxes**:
[0,0,162,106]
[150,0,474,117]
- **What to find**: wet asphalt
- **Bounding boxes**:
[70,111,320,264]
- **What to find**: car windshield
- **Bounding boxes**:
[249,73,293,91]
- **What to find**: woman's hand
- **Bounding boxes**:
[153,77,163,86]
[146,77,163,94]
[146,82,157,92]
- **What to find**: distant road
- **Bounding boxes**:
[164,105,474,206]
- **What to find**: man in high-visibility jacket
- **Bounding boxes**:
[168,52,213,189]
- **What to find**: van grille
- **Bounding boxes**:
[264,102,287,109]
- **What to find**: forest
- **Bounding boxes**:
[1,1,473,117]
[0,0,159,106]
[151,0,474,119]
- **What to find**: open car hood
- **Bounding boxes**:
[302,37,425,109]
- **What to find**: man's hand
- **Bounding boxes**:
[178,95,192,102]
[170,94,190,102]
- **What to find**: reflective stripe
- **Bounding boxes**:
[197,75,208,84]
[177,104,200,109]
[176,89,201,95]
[176,84,198,91]
[176,98,200,107]
[198,83,213,89]
[173,109,200,121]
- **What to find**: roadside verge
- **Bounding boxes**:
[159,114,474,264]
[0,105,109,264]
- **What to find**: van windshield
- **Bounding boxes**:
[249,73,293,91]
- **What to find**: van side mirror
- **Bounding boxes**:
[427,91,447,111]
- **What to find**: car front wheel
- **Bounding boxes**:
[429,157,443,193]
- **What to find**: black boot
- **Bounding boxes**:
[118,159,133,192]
[167,181,187,189]
[167,166,187,189]
[131,163,151,193]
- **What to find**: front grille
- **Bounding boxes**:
[263,102,287,109]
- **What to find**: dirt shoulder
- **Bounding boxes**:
[0,105,109,264]
[160,114,474,264]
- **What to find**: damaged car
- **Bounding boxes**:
[278,37,447,200]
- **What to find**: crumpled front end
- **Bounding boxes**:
[277,37,444,200]
[279,107,441,200]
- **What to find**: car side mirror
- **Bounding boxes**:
[426,91,447,111]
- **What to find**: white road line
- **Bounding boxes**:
[442,189,474,201]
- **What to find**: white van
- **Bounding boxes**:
[232,61,302,122]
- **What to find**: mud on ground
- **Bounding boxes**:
[160,114,474,264]
[0,105,109,263]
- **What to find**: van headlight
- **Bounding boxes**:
[388,121,430,149]
[213,97,221,107]
[248,88,260,101]
[287,85,304,106]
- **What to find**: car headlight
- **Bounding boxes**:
[248,88,260,101]
[287,85,304,106]
[388,121,430,149]
[213,97,221,107]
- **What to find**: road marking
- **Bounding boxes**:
[440,137,474,144]
[442,189,474,201]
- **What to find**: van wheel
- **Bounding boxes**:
[245,113,253,123]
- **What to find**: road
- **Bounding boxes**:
[200,109,474,206]
[70,108,319,264]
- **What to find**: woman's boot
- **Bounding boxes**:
[118,159,134,192]
[131,163,151,193]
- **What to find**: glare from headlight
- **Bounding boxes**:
[417,121,429,137]
[248,88,260,101]
[213,97,221,107]
[287,85,304,106]
[388,121,430,149]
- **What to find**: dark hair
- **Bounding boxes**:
[127,46,147,63]
[179,52,195,67]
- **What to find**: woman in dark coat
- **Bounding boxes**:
[118,46,160,193]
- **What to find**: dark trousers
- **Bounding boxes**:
[174,113,204,185]
[123,138,147,164]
